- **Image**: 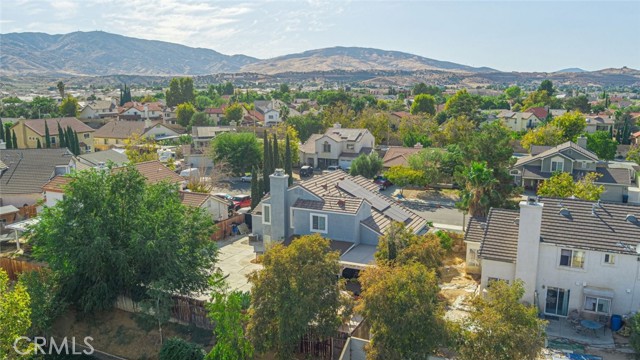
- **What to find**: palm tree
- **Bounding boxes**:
[459,162,498,218]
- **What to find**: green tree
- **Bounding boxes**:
[30,96,60,118]
[408,147,457,185]
[44,121,51,148]
[586,131,617,160]
[272,133,279,168]
[11,130,18,149]
[444,89,482,123]
[614,110,636,145]
[358,262,446,359]
[522,90,557,110]
[0,269,34,358]
[36,138,42,148]
[285,134,293,186]
[384,166,424,194]
[564,95,591,113]
[207,290,253,360]
[287,114,325,142]
[56,81,65,98]
[410,94,437,115]
[629,312,640,358]
[434,116,475,146]
[412,83,441,97]
[627,144,640,165]
[247,234,351,360]
[190,111,211,128]
[211,132,262,175]
[350,152,383,179]
[550,111,586,141]
[177,103,196,127]
[29,167,218,313]
[520,124,565,151]
[125,133,159,163]
[57,122,66,148]
[18,269,67,337]
[120,84,132,106]
[262,132,271,193]
[538,79,555,96]
[224,103,244,123]
[166,77,196,107]
[457,280,546,360]
[537,172,604,200]
[0,122,4,145]
[250,168,260,209]
[457,162,498,218]
[504,85,522,101]
[195,95,214,111]
[375,222,443,271]
[159,337,205,360]
[59,95,79,117]
[5,123,13,149]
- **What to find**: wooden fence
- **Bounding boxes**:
[115,294,213,329]
[212,214,246,241]
[0,258,44,280]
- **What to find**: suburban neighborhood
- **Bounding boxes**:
[1,2,640,360]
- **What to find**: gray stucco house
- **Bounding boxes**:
[512,137,633,202]
[252,169,428,269]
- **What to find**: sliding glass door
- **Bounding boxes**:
[545,287,570,316]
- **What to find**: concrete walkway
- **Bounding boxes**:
[216,236,262,293]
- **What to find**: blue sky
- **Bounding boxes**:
[1,0,639,72]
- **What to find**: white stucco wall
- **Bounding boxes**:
[480,259,516,289]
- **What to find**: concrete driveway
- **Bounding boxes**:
[215,236,262,293]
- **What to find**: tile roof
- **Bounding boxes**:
[17,117,94,136]
[94,120,158,139]
[326,127,368,142]
[42,175,73,192]
[527,107,549,120]
[299,134,322,154]
[129,161,184,185]
[522,165,631,185]
[192,126,234,138]
[77,150,129,167]
[0,148,76,194]
[530,145,553,156]
[179,191,210,207]
[464,216,487,243]
[292,196,364,214]
[515,141,599,167]
[477,208,520,262]
[84,100,115,111]
[381,146,422,168]
[296,171,427,234]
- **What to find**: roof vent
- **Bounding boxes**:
[513,217,520,225]
[559,207,571,217]
[626,214,639,224]
[592,203,597,216]
[337,200,345,208]
[479,223,487,230]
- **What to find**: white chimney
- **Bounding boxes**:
[514,198,544,305]
[413,142,423,149]
[333,123,341,129]
[268,168,290,243]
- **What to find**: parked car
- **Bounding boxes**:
[213,193,235,216]
[232,195,251,210]
[374,176,393,190]
[180,168,200,179]
[300,165,314,177]
[240,173,252,182]
[327,165,341,171]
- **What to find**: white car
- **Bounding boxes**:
[240,174,252,182]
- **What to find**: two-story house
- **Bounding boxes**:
[10,118,95,153]
[78,100,117,120]
[118,102,164,121]
[252,169,428,270]
[191,126,235,150]
[254,101,280,127]
[465,197,640,318]
[584,115,615,134]
[299,125,376,169]
[493,110,542,132]
[512,137,632,202]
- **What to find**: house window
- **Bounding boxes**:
[51,137,56,144]
[487,277,508,287]
[468,249,479,267]
[347,143,355,150]
[559,249,585,269]
[84,133,90,139]
[322,142,331,153]
[263,204,271,225]
[604,253,616,265]
[268,115,274,120]
[584,296,611,314]
[551,159,564,172]
[310,213,327,233]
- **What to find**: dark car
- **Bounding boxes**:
[374,176,393,190]
[300,165,314,177]
[232,194,251,210]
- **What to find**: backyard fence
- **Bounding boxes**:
[212,214,246,241]
[0,258,43,280]
[115,294,213,329]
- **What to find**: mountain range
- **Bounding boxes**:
[0,31,494,76]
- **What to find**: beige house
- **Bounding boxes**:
[93,120,182,151]
[11,117,95,153]
[299,125,375,169]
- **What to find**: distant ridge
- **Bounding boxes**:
[555,68,587,73]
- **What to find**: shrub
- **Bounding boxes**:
[158,337,205,360]
[435,230,453,251]
[630,312,640,359]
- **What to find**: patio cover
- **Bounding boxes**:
[583,286,614,299]
[340,244,376,270]
[6,217,40,232]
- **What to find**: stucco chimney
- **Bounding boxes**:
[577,135,587,149]
[144,104,149,120]
[514,198,544,305]
[268,168,289,242]
[413,142,423,149]
[333,123,341,129]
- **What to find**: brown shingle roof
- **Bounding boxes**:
[42,175,73,192]
[18,117,94,136]
[382,146,421,168]
[179,191,210,207]
[94,120,158,139]
[477,208,520,263]
[292,196,364,214]
[126,161,183,185]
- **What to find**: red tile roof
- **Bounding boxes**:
[526,107,548,120]
[42,175,73,192]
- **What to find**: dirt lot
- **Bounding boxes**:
[401,188,460,202]
[52,309,213,360]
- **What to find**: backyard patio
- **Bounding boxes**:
[545,316,615,348]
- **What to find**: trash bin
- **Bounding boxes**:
[623,195,629,203]
[611,314,623,332]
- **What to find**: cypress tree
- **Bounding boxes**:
[37,138,42,148]
[11,130,18,149]
[57,122,66,148]
[5,126,13,149]
[44,121,51,148]
[74,130,81,154]
[250,167,260,210]
[285,134,293,186]
[65,126,73,151]
[0,121,4,144]
[272,133,279,169]
[262,132,271,193]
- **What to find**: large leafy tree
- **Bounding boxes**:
[614,109,636,145]
[29,167,218,313]
[457,280,546,360]
[433,116,475,146]
[166,77,196,107]
[384,166,424,194]
[56,81,65,98]
[247,234,351,360]
[537,172,604,200]
[287,114,325,142]
[190,111,211,128]
[350,152,383,179]
[410,94,437,115]
[207,289,253,360]
[224,103,244,123]
[627,145,640,165]
[0,269,34,358]
[443,89,482,124]
[550,111,586,141]
[59,95,79,117]
[19,269,67,337]
[538,79,555,95]
[504,85,522,101]
[211,132,262,175]
[125,133,159,163]
[586,130,617,160]
[176,103,196,127]
[358,262,446,359]
[457,161,498,218]
[564,95,591,113]
[374,222,443,271]
[408,147,460,185]
[520,124,564,151]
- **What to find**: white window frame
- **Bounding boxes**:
[603,253,616,265]
[559,248,585,269]
[290,208,295,229]
[583,296,611,315]
[551,159,564,172]
[262,204,271,225]
[310,213,328,234]
[323,142,331,153]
